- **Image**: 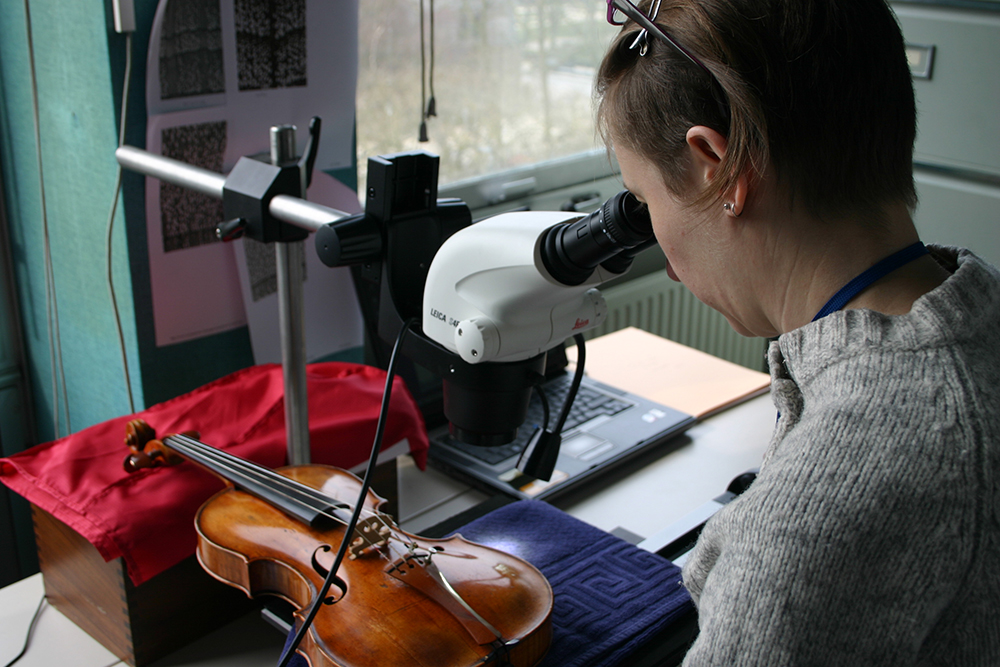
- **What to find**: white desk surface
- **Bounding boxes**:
[0,393,774,667]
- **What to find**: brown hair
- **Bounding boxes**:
[595,0,918,218]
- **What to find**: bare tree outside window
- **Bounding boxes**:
[357,0,612,197]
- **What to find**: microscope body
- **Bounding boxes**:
[423,210,613,365]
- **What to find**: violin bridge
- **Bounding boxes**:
[347,515,394,559]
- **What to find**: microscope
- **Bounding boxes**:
[316,151,656,478]
[117,132,656,481]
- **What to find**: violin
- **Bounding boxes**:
[123,419,553,667]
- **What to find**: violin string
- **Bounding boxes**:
[277,318,416,667]
[168,435,405,551]
[164,435,396,548]
[164,435,343,514]
[165,433,374,522]
[164,435,345,513]
[163,430,408,555]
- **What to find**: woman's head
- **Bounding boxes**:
[595,0,917,219]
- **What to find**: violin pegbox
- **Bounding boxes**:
[122,419,191,472]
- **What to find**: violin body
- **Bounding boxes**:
[193,464,552,666]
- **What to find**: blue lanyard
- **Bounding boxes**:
[812,242,929,321]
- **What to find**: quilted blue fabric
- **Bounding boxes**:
[454,499,693,667]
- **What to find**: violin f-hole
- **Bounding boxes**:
[310,545,347,604]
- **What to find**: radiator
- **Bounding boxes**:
[590,271,768,372]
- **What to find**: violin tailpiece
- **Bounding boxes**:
[385,555,502,646]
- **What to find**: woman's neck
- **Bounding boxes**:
[765,203,948,333]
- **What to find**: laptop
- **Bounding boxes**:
[421,343,696,500]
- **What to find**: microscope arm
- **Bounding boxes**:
[115,145,350,234]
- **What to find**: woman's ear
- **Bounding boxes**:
[685,125,726,178]
[686,125,748,217]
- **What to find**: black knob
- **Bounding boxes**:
[216,218,247,242]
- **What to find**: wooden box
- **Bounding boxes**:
[31,504,255,666]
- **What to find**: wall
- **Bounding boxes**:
[0,0,145,445]
[0,0,138,581]
[0,156,36,584]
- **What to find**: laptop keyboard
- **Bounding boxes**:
[441,377,633,466]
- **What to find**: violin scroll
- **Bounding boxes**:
[123,419,198,473]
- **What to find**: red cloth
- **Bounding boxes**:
[0,362,428,585]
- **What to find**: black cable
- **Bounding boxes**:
[426,0,436,118]
[23,0,70,437]
[418,0,428,141]
[553,334,586,434]
[107,30,136,414]
[3,595,46,667]
[533,379,551,432]
[276,318,416,667]
[516,336,586,480]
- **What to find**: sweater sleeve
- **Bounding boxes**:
[680,359,979,667]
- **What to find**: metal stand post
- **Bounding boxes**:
[271,125,310,465]
[116,122,348,468]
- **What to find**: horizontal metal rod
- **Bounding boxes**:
[270,195,348,232]
[116,145,226,198]
[116,145,350,233]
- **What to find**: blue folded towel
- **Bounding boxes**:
[281,499,692,666]
[452,499,693,667]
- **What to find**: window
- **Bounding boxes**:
[356,0,618,211]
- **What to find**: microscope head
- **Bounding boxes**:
[422,190,654,365]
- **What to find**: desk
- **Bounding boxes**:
[0,395,775,667]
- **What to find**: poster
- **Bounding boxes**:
[143,0,360,347]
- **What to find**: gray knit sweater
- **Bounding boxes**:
[681,247,1000,666]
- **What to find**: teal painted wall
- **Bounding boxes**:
[0,154,38,582]
[0,0,147,444]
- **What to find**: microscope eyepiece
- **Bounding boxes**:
[540,190,653,285]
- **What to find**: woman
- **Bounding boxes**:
[596,0,1000,664]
